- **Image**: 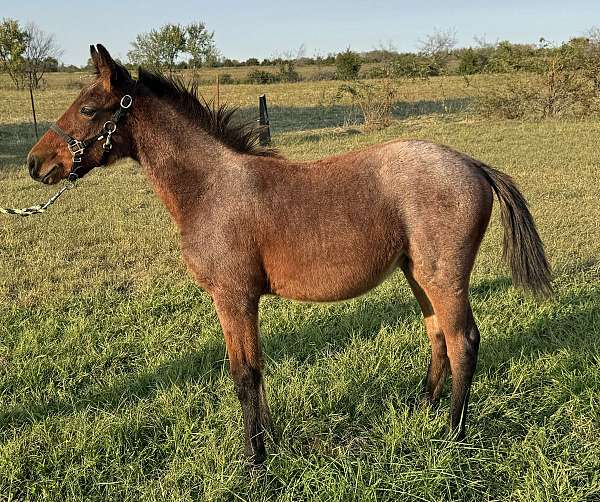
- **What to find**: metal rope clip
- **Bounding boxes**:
[102,121,117,150]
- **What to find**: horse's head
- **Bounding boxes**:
[27,44,135,184]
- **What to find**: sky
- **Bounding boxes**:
[3,0,600,66]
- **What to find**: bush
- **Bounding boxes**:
[245,70,280,84]
[278,61,301,82]
[335,49,362,80]
[486,41,539,73]
[477,68,597,119]
[389,54,432,78]
[476,78,542,119]
[218,73,235,84]
[306,70,337,81]
[362,66,388,79]
[477,39,600,119]
[336,79,398,129]
[458,48,489,75]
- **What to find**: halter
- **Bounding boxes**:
[50,93,134,182]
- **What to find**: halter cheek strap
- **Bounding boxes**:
[50,93,134,182]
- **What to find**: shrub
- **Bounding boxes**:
[458,48,489,75]
[486,41,539,73]
[389,54,432,78]
[218,73,235,84]
[336,79,398,129]
[307,70,337,81]
[477,40,600,119]
[245,70,280,84]
[476,77,542,119]
[362,66,388,79]
[278,61,301,82]
[335,49,362,80]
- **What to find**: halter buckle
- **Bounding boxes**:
[67,140,84,156]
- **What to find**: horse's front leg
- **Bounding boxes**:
[212,292,271,466]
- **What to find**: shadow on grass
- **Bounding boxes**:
[480,260,600,366]
[235,97,472,134]
[0,337,227,430]
[0,121,51,171]
[0,287,421,430]
[2,262,598,436]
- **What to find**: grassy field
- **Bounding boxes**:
[0,73,599,501]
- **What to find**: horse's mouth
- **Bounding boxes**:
[40,165,61,185]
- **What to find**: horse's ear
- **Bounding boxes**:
[93,44,130,90]
[90,45,99,70]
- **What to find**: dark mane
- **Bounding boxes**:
[137,68,278,157]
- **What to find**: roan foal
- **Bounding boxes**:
[27,45,551,465]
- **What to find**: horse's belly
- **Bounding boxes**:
[265,247,403,302]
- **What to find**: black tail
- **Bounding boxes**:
[478,163,552,298]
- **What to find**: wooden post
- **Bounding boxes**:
[258,94,271,146]
[28,72,38,140]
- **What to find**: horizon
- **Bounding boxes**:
[3,1,600,66]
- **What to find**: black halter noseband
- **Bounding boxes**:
[50,93,134,182]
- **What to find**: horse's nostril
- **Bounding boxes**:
[27,154,39,178]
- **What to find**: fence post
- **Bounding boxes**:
[258,94,271,146]
[28,72,38,140]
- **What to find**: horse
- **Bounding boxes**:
[26,44,551,465]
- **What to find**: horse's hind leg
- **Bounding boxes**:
[401,262,449,405]
[419,280,479,438]
[432,291,480,438]
[403,260,480,439]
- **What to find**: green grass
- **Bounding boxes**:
[0,74,599,501]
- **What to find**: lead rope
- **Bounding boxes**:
[0,180,76,217]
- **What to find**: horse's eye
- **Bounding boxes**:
[80,106,96,117]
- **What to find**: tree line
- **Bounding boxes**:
[2,18,600,87]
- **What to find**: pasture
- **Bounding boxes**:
[0,72,599,501]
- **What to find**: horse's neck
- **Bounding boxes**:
[130,95,236,225]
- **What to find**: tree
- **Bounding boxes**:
[186,22,218,69]
[128,21,218,75]
[128,23,186,75]
[419,27,457,74]
[586,26,600,47]
[487,41,538,73]
[335,48,362,80]
[0,18,28,88]
[0,20,61,90]
[23,22,62,89]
